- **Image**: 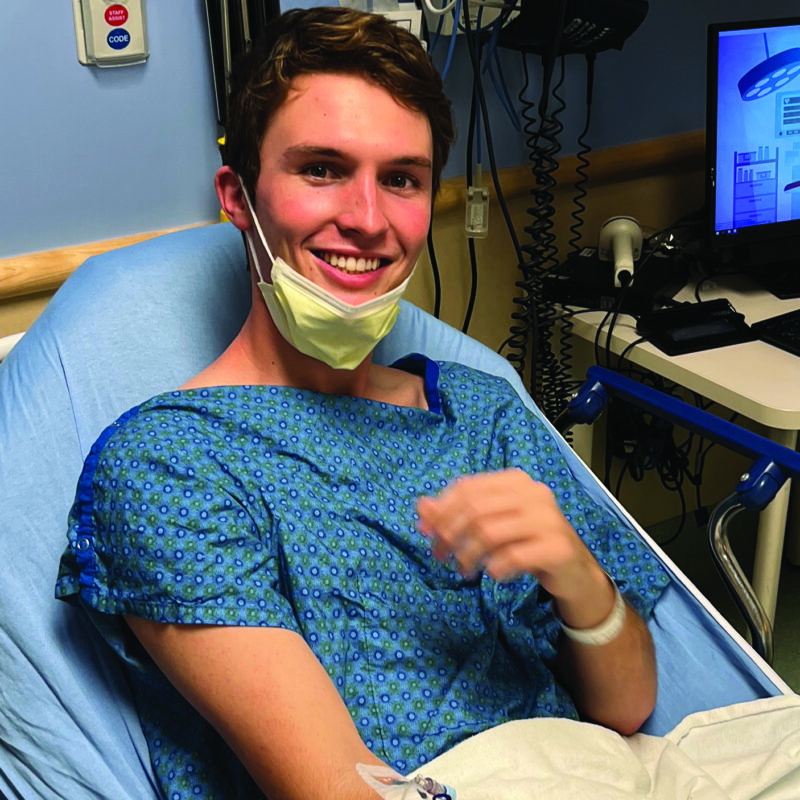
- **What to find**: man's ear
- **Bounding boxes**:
[215,167,252,231]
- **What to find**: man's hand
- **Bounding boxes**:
[416,468,612,627]
[416,468,658,734]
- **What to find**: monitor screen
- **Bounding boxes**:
[706,17,800,296]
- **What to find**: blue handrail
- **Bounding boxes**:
[562,366,800,487]
[557,364,800,663]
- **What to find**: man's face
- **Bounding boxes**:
[251,72,434,306]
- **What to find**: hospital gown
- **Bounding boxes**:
[56,356,669,800]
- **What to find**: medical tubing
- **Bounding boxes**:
[440,0,462,80]
[428,10,446,54]
[486,55,522,130]
[423,0,459,19]
[480,20,522,132]
[495,47,523,130]
[480,2,511,77]
[481,2,514,71]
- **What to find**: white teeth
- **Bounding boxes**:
[322,252,380,273]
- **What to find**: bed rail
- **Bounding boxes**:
[556,365,800,664]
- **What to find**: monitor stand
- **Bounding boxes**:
[750,261,800,300]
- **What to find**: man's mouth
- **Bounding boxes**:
[319,252,385,274]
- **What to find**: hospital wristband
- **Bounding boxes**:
[558,576,626,646]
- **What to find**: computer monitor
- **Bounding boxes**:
[706,16,800,298]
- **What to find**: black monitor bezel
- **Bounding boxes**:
[705,15,800,268]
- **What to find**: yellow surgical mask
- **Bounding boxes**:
[241,182,413,371]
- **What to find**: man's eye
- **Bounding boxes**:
[305,164,330,179]
[388,175,415,189]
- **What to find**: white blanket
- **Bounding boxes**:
[399,695,800,799]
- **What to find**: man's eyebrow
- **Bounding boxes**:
[282,145,344,161]
[393,156,433,171]
[282,145,432,170]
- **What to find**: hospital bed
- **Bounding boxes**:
[0,222,793,799]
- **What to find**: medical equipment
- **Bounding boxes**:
[72,0,149,67]
[598,216,643,288]
[0,223,792,799]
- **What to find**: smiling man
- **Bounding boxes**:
[56,7,668,800]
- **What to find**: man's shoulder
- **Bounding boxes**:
[436,360,522,401]
[87,388,250,465]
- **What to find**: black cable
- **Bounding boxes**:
[530,57,569,417]
[463,74,480,334]
[499,53,537,379]
[520,53,568,414]
[618,336,647,364]
[426,225,442,319]
[567,53,596,256]
[594,207,709,369]
[501,0,568,405]
[592,219,686,369]
[603,360,733,546]
[464,238,478,333]
[460,6,533,352]
[459,8,524,265]
[694,277,712,301]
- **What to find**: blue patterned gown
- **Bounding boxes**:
[56,357,669,799]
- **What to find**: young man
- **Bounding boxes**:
[57,7,668,799]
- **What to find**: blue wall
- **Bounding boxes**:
[1,3,221,258]
[1,1,798,258]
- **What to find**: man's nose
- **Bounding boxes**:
[336,176,389,238]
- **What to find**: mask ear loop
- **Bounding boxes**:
[238,178,276,285]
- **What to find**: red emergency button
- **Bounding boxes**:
[105,4,129,26]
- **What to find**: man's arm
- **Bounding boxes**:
[125,618,386,800]
[415,468,658,735]
[552,570,657,735]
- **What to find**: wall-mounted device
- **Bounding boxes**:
[598,216,642,287]
[72,0,149,67]
[497,0,649,56]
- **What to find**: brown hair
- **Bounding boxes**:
[223,6,455,198]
